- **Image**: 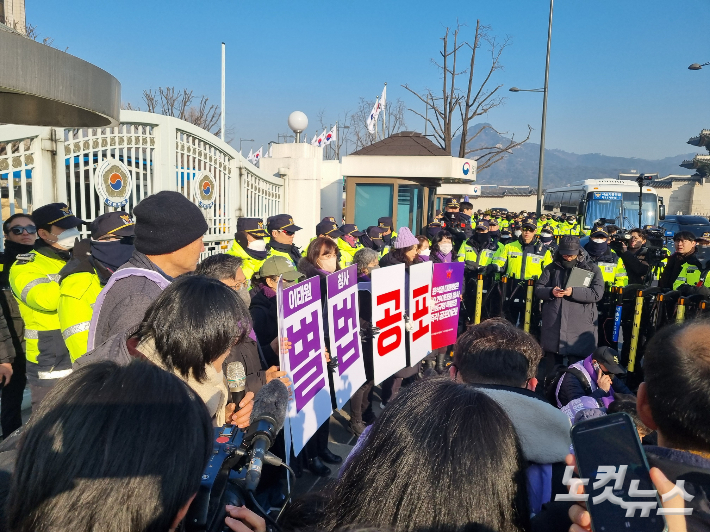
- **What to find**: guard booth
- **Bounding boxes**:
[341,132,477,234]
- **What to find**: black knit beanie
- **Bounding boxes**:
[133,191,208,255]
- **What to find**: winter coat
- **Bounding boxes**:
[645,445,710,532]
[474,384,572,515]
[535,255,604,356]
[91,250,172,347]
[556,354,632,408]
[249,287,279,368]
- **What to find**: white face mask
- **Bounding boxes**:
[247,239,267,252]
[47,227,80,250]
[419,248,430,256]
[318,256,338,273]
[591,238,607,244]
[541,232,553,238]
[514,230,522,237]
[438,242,453,254]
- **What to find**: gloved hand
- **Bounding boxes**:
[404,314,413,332]
[464,260,481,271]
[485,264,499,274]
[359,325,381,341]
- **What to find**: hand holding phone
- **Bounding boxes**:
[568,413,669,532]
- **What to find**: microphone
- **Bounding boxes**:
[243,378,289,492]
[226,361,247,407]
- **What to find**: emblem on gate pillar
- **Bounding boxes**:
[194,172,217,209]
[94,159,132,208]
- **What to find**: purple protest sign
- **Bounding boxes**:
[326,265,366,408]
[278,276,333,456]
[430,262,464,350]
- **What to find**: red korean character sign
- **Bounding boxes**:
[430,262,464,350]
[371,263,407,384]
[408,261,433,365]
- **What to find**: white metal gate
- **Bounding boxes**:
[0,111,285,255]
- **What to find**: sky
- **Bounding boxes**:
[27,0,710,160]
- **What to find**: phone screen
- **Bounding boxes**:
[572,413,666,532]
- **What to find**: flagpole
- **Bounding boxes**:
[221,42,225,142]
[382,82,387,139]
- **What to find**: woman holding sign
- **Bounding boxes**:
[297,237,344,476]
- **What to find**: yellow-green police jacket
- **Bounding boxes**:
[586,252,628,288]
[492,238,553,280]
[58,271,102,362]
[673,261,702,290]
[227,240,266,280]
[456,240,504,266]
[336,238,363,269]
[9,248,71,382]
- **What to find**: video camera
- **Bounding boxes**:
[644,226,670,267]
[184,379,290,532]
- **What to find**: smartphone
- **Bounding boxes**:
[571,413,667,532]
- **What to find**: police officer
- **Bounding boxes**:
[58,212,135,362]
[539,224,558,255]
[9,203,84,408]
[265,214,303,267]
[378,217,397,247]
[492,217,553,327]
[227,218,270,280]
[457,220,502,267]
[659,231,702,290]
[337,224,365,268]
[360,226,387,255]
[583,228,628,348]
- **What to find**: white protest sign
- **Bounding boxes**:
[371,263,407,385]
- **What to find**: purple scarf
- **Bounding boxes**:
[580,355,615,409]
[418,254,430,262]
[434,251,452,263]
[261,284,277,298]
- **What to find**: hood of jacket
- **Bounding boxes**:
[474,385,571,464]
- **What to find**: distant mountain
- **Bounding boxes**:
[452,124,697,189]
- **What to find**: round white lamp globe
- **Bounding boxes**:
[288,111,308,134]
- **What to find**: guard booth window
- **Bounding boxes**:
[397,184,423,234]
[354,183,393,230]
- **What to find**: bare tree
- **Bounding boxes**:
[122,87,232,142]
[465,124,532,172]
[402,20,530,171]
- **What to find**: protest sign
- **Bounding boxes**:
[326,265,366,408]
[278,276,333,456]
[371,263,407,384]
[408,261,433,365]
[430,262,464,350]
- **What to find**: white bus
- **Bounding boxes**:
[543,179,665,231]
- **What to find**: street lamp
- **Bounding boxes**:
[689,62,710,71]
[509,0,554,217]
[239,138,254,152]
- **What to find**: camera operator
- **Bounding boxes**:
[615,228,650,285]
[659,231,702,290]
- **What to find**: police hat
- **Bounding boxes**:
[541,224,555,234]
[590,229,609,239]
[447,199,460,208]
[267,214,302,233]
[522,218,537,230]
[567,215,577,221]
[488,218,499,227]
[254,256,305,283]
[237,217,269,238]
[340,224,365,237]
[475,220,489,230]
[378,217,394,231]
[367,226,387,239]
[592,346,626,376]
[32,203,84,229]
[321,216,337,223]
[316,220,343,238]
[90,211,135,240]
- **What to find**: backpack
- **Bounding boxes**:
[543,364,593,407]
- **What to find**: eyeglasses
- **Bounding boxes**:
[9,225,37,235]
[225,279,249,291]
[281,230,295,237]
[521,228,535,233]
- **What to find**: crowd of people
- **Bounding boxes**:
[0,192,706,532]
